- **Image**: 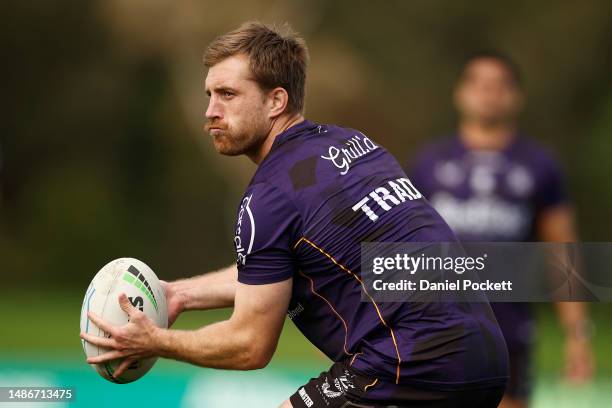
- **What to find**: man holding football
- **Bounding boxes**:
[82,22,509,407]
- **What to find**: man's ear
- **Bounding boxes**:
[268,87,289,118]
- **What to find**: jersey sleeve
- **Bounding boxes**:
[534,150,569,210]
[233,182,303,285]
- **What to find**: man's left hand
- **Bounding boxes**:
[80,293,161,379]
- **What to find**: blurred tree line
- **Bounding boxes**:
[1,0,611,288]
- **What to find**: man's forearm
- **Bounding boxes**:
[171,264,238,311]
[153,319,267,370]
[556,302,591,340]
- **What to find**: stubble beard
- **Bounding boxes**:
[464,108,515,129]
[212,119,267,157]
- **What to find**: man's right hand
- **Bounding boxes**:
[157,265,238,325]
[160,280,185,327]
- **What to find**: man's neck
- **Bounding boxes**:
[248,113,305,164]
[459,120,517,151]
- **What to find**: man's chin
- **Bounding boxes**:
[217,149,243,156]
[213,141,245,156]
[211,133,262,157]
[474,114,513,127]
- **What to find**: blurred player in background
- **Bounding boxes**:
[82,23,510,407]
[408,51,594,408]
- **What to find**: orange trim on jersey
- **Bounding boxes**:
[295,236,402,384]
[349,351,363,366]
[293,237,305,250]
[364,378,379,392]
[298,270,354,357]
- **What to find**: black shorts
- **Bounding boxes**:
[289,361,505,408]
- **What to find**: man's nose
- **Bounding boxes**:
[205,97,222,120]
[479,80,502,95]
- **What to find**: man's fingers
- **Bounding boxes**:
[80,332,117,349]
[87,311,117,336]
[112,358,135,379]
[86,349,128,364]
[118,293,136,316]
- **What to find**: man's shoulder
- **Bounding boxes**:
[255,121,387,185]
[511,136,563,170]
[273,121,364,151]
[411,137,459,166]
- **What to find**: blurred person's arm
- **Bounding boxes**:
[161,264,237,326]
[538,205,595,383]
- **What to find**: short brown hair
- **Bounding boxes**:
[204,21,309,114]
[460,50,522,87]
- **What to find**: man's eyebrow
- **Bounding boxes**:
[205,82,244,96]
[213,86,237,93]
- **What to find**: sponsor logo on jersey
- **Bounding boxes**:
[320,134,378,175]
[470,165,496,195]
[434,160,465,188]
[431,192,531,239]
[234,194,255,265]
[506,165,534,197]
[352,177,423,222]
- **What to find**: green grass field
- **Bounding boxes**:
[0,290,610,407]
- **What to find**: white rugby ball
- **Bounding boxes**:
[80,258,168,383]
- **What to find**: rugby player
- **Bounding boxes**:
[408,51,594,408]
[81,23,509,407]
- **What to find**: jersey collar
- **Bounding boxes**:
[270,119,318,150]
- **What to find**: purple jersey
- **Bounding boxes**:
[233,121,508,391]
[409,136,568,349]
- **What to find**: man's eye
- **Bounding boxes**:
[223,91,234,98]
